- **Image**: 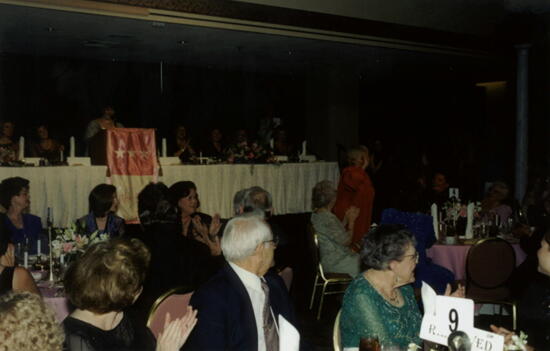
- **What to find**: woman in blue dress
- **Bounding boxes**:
[0,177,42,255]
[76,184,125,237]
[380,182,454,294]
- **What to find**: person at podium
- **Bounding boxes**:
[84,105,123,154]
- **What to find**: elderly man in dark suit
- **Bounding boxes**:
[184,212,297,351]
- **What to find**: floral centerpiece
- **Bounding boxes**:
[442,200,482,237]
[226,141,274,164]
[51,226,109,261]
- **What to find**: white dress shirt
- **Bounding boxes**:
[228,262,268,351]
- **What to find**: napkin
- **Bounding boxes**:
[279,314,300,351]
[431,203,439,240]
[465,202,474,239]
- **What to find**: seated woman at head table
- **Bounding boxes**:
[30,124,64,163]
[0,121,18,163]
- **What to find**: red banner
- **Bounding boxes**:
[107,128,158,221]
[107,128,157,176]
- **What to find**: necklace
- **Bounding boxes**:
[364,271,400,304]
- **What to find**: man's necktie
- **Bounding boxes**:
[260,278,279,351]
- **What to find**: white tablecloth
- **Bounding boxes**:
[0,166,107,227]
[0,162,339,224]
[160,162,340,218]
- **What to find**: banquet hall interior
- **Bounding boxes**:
[1,0,550,350]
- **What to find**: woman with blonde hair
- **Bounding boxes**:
[0,291,64,351]
[333,146,375,249]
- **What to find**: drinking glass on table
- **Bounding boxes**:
[360,337,381,351]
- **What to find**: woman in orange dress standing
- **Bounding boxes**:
[333,146,375,250]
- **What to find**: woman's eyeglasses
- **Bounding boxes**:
[402,251,419,264]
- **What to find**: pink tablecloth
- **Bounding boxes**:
[426,243,527,280]
[38,282,70,322]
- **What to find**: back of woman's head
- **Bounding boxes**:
[89,183,116,217]
[0,291,64,351]
[0,177,29,210]
[64,238,151,314]
[361,224,415,270]
[168,181,197,208]
[138,182,177,226]
[311,180,336,210]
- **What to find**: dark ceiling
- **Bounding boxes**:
[0,2,515,81]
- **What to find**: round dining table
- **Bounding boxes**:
[37,279,70,322]
[426,242,527,281]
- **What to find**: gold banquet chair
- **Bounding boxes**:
[147,287,194,339]
[308,231,353,320]
[465,237,517,330]
[333,309,342,351]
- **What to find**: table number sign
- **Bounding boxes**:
[419,282,504,351]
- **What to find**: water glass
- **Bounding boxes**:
[359,337,381,351]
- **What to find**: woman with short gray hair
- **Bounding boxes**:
[310,180,360,277]
[340,224,421,348]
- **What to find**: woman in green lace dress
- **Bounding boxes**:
[340,224,422,348]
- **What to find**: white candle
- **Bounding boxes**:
[162,138,167,157]
[37,239,41,256]
[48,227,54,282]
[270,138,274,150]
[70,137,75,157]
[24,251,28,268]
[199,152,203,164]
[60,254,64,265]
[302,141,306,156]
[60,149,64,162]
[18,136,24,160]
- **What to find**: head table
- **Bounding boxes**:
[0,162,339,226]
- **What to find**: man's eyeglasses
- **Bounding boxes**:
[263,236,279,248]
[402,252,419,264]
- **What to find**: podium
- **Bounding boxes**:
[89,130,107,165]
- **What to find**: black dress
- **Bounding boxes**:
[517,274,550,349]
[63,314,155,351]
[0,266,14,295]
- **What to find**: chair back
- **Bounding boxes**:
[278,266,294,291]
[333,309,342,351]
[311,232,329,280]
[466,238,516,289]
[307,223,322,271]
[147,287,193,339]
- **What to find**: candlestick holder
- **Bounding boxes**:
[48,226,54,282]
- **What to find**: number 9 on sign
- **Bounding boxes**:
[449,308,459,332]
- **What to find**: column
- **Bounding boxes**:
[515,44,530,202]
